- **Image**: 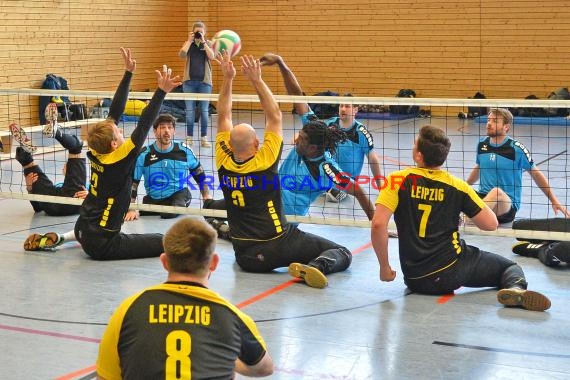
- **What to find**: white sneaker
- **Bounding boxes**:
[201,136,211,148]
[43,103,59,138]
[185,137,193,146]
[42,121,59,138]
[9,122,37,153]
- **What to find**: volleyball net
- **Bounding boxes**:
[0,89,569,240]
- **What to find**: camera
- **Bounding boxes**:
[194,31,202,40]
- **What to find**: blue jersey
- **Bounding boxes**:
[134,141,201,200]
[279,148,347,216]
[301,112,374,178]
[476,136,534,210]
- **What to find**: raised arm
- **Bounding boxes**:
[216,51,236,133]
[260,53,310,115]
[241,55,282,136]
[130,65,182,147]
[107,47,136,123]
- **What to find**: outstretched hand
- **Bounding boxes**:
[259,53,283,67]
[241,55,262,83]
[120,47,136,73]
[217,50,236,79]
[155,64,182,93]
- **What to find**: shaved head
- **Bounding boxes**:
[230,123,258,156]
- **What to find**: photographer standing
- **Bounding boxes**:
[179,21,215,148]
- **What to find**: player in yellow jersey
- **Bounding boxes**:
[213,51,352,289]
[371,125,551,311]
[97,217,273,379]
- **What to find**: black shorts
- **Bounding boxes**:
[26,158,86,216]
[140,188,191,219]
[476,191,517,224]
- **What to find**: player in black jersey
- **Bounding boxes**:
[13,127,86,217]
[372,125,551,311]
[97,217,273,379]
[26,48,182,260]
[214,51,352,289]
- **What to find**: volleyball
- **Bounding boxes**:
[212,30,241,58]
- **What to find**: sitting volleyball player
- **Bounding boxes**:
[12,103,86,218]
[96,217,273,379]
[260,53,383,203]
[124,113,211,221]
[213,52,352,288]
[23,47,181,259]
[261,53,375,220]
[372,125,550,311]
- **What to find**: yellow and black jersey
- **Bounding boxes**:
[80,140,140,231]
[80,81,167,233]
[216,131,286,241]
[97,282,267,380]
[376,167,487,279]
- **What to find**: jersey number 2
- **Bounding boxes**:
[165,330,191,379]
[417,203,432,238]
[90,172,99,196]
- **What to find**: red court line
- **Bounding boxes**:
[54,364,97,380]
[0,324,100,343]
[437,294,455,304]
[54,242,377,379]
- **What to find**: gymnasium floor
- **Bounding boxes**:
[1,113,569,379]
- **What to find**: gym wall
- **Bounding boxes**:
[1,0,569,126]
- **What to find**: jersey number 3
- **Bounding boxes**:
[166,330,192,379]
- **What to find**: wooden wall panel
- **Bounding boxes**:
[1,0,570,127]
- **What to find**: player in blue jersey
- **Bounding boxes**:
[300,95,383,203]
[259,53,375,220]
[125,113,211,220]
[97,217,273,379]
[372,125,551,311]
[466,108,569,223]
[260,52,382,203]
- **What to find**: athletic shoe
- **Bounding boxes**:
[185,137,193,146]
[538,245,562,267]
[43,103,59,138]
[200,136,211,148]
[326,188,348,203]
[497,288,551,311]
[206,218,231,240]
[9,122,37,153]
[15,147,33,166]
[24,232,64,251]
[288,262,328,289]
[512,241,548,258]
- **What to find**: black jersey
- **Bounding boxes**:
[215,131,286,241]
[376,167,487,279]
[79,70,167,232]
[97,282,267,380]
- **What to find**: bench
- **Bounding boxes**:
[0,118,106,160]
